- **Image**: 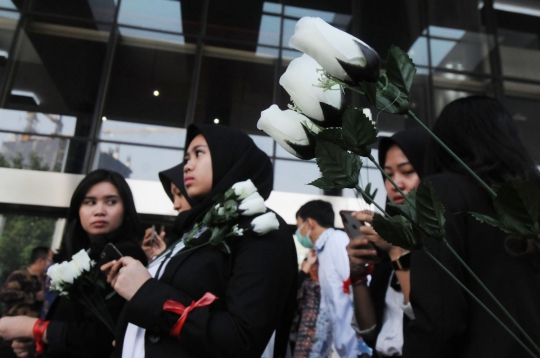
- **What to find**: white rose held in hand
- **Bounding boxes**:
[280,54,343,125]
[239,192,266,216]
[251,212,280,235]
[289,17,380,83]
[54,262,79,285]
[232,179,257,200]
[257,104,320,160]
[71,249,92,272]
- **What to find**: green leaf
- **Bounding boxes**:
[314,139,362,189]
[385,45,416,98]
[360,182,378,204]
[316,128,347,151]
[374,81,410,114]
[387,188,417,222]
[309,177,338,191]
[469,212,515,235]
[493,180,540,238]
[416,181,446,240]
[342,107,378,157]
[372,214,423,250]
[219,241,231,254]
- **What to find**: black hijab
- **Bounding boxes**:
[158,163,197,207]
[172,124,273,235]
[377,128,429,215]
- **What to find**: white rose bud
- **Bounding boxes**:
[47,263,60,281]
[71,249,93,272]
[289,17,380,83]
[232,179,258,200]
[257,104,320,160]
[238,192,267,216]
[251,212,280,235]
[280,54,343,124]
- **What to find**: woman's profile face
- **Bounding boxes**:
[170,182,192,213]
[384,144,420,204]
[79,181,124,237]
[183,134,213,199]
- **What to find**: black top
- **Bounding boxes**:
[43,242,147,358]
[403,173,540,358]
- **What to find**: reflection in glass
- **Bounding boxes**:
[30,0,116,24]
[505,92,540,165]
[0,132,70,172]
[249,134,273,156]
[93,143,183,181]
[0,109,76,136]
[119,0,183,35]
[99,120,185,147]
[274,159,321,195]
[0,0,16,10]
[0,10,19,79]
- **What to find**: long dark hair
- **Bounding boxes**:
[426,96,540,186]
[55,169,142,261]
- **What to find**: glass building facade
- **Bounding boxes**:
[1,0,540,275]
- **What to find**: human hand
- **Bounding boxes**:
[12,339,34,358]
[300,250,317,273]
[354,212,393,252]
[102,257,151,301]
[346,238,378,275]
[142,228,166,262]
[0,316,36,340]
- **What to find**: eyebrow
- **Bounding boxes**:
[384,162,413,170]
[83,195,120,200]
[185,144,209,158]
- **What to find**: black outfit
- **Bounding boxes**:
[403,173,540,358]
[363,129,429,356]
[43,242,147,358]
[114,124,298,358]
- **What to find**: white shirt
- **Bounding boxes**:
[121,242,185,358]
[315,228,359,358]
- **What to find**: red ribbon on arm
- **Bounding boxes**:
[343,264,375,294]
[163,292,218,339]
[32,319,50,355]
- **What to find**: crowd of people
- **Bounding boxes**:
[0,95,538,358]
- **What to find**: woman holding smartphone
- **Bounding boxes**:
[347,128,428,357]
[0,169,147,358]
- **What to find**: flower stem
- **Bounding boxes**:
[355,185,389,217]
[422,246,537,358]
[406,110,497,197]
[367,154,414,207]
[442,238,540,355]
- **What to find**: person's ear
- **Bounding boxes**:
[307,218,316,230]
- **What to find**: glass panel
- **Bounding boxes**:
[496,1,540,81]
[249,134,274,156]
[0,133,74,172]
[504,85,540,165]
[5,16,109,134]
[102,41,195,128]
[274,159,322,195]
[195,55,274,133]
[206,1,265,43]
[93,142,183,180]
[0,109,76,136]
[119,0,184,34]
[0,10,19,79]
[0,214,58,285]
[0,0,16,10]
[30,0,116,23]
[99,120,185,147]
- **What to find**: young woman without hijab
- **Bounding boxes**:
[0,169,147,358]
[346,128,429,357]
[104,124,298,358]
[142,163,196,263]
[402,96,540,358]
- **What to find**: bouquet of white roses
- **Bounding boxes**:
[47,249,115,333]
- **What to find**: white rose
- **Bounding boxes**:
[232,179,257,200]
[280,54,342,124]
[251,212,280,235]
[257,104,320,160]
[238,192,267,216]
[71,249,93,272]
[47,263,60,282]
[54,261,79,284]
[289,17,380,83]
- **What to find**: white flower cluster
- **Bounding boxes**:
[47,249,94,294]
[232,179,279,235]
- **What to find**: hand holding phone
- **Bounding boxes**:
[99,243,123,266]
[340,210,378,260]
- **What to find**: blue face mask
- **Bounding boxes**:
[295,222,313,249]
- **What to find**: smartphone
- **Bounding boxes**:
[99,243,123,265]
[339,210,378,260]
[150,225,157,246]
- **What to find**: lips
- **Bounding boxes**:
[92,221,107,228]
[392,196,404,204]
[184,176,194,186]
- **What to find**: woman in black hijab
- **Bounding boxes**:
[105,124,298,358]
[346,128,429,358]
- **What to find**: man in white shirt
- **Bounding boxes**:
[296,200,360,358]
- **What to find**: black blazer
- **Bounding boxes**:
[43,242,147,358]
[113,214,298,358]
[403,173,540,358]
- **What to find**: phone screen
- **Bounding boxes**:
[99,243,123,265]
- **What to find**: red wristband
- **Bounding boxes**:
[33,319,50,355]
[163,292,218,339]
